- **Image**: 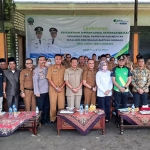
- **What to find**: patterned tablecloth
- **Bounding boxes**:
[57,109,105,135]
[119,111,150,126]
[0,111,36,137]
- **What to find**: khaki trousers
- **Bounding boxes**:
[84,87,96,106]
[24,90,36,111]
[67,95,81,109]
[49,87,65,122]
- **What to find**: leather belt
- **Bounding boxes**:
[24,88,34,91]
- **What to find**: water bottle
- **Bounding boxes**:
[131,104,135,114]
[80,105,83,115]
[85,104,89,114]
[13,105,17,117]
[9,107,13,117]
[36,106,39,114]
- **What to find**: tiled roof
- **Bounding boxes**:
[14,0,150,3]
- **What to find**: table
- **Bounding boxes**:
[118,111,150,135]
[0,111,41,137]
[57,109,105,136]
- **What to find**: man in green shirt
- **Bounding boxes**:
[111,55,132,122]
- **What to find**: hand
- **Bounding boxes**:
[119,87,125,93]
[104,91,109,95]
[57,88,62,93]
[3,93,6,98]
[20,93,25,98]
[138,89,144,94]
[72,88,78,93]
[36,94,40,97]
[92,87,97,92]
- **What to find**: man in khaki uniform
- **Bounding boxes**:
[62,54,71,68]
[82,59,97,106]
[108,57,117,71]
[64,57,83,109]
[20,58,36,111]
[47,54,66,124]
[77,56,87,71]
[92,53,99,71]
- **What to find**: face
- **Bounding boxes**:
[92,55,96,61]
[71,59,78,68]
[38,57,46,66]
[0,62,7,70]
[88,60,94,69]
[51,32,57,39]
[138,59,145,67]
[66,55,71,62]
[106,55,110,58]
[55,56,62,65]
[101,57,107,61]
[110,58,115,63]
[102,62,108,70]
[25,59,33,69]
[36,33,42,39]
[118,59,125,66]
[9,62,16,70]
[84,57,88,62]
[79,57,85,64]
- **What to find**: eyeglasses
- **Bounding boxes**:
[26,63,33,65]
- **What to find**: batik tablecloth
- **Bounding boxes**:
[0,111,36,137]
[57,109,105,135]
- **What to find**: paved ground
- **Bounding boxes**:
[1,117,150,150]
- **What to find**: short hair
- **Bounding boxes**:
[66,54,71,58]
[84,56,88,59]
[79,56,84,59]
[110,57,115,61]
[88,59,94,62]
[92,53,96,57]
[101,54,106,58]
[54,54,62,58]
[71,57,78,62]
[25,58,33,63]
[98,56,101,60]
[126,53,130,57]
[38,55,46,61]
[106,53,110,56]
[137,55,144,61]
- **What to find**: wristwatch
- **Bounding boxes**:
[3,92,5,94]
[20,92,24,94]
[55,87,58,90]
[124,86,127,89]
[90,87,93,90]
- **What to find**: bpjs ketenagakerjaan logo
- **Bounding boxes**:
[113,19,128,25]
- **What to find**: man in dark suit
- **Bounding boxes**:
[3,57,20,109]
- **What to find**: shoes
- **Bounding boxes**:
[105,119,109,123]
[50,121,55,125]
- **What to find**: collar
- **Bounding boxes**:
[70,67,79,70]
[117,66,126,68]
[54,64,63,69]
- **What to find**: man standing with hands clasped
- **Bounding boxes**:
[111,55,132,122]
[64,57,83,109]
[132,55,150,108]
[46,54,66,125]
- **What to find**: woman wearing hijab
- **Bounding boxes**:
[96,61,113,123]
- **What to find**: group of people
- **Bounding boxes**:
[0,52,150,124]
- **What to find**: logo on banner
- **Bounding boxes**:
[113,19,128,25]
[27,17,34,25]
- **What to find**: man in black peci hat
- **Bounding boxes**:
[47,27,62,54]
[3,57,20,109]
[30,26,47,54]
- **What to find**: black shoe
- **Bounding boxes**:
[50,121,55,125]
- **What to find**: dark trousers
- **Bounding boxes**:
[97,96,111,120]
[114,91,129,119]
[36,93,50,124]
[133,92,148,108]
[7,95,19,109]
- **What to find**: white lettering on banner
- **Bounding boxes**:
[25,17,130,60]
